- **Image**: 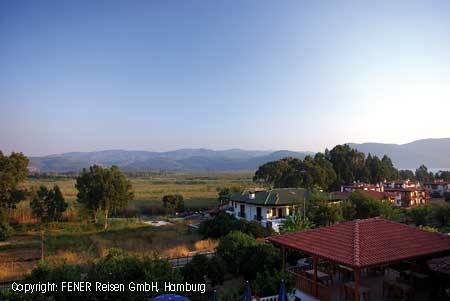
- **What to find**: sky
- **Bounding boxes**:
[1,0,450,156]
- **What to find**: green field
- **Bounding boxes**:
[21,172,253,214]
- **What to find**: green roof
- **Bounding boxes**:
[230,188,314,206]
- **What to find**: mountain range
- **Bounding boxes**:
[28,138,450,172]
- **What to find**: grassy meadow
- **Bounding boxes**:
[1,172,252,282]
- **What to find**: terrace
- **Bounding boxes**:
[268,217,450,301]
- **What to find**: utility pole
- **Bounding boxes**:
[40,229,44,261]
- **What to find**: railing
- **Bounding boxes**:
[258,295,278,301]
[288,268,331,301]
[167,251,216,267]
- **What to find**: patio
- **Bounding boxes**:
[268,217,450,301]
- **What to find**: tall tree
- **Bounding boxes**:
[415,165,434,183]
[399,169,416,180]
[326,145,368,189]
[30,185,68,222]
[0,151,29,240]
[76,165,133,229]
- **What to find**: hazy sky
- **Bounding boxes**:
[1,0,450,156]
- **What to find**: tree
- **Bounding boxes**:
[415,165,434,183]
[326,145,369,190]
[344,190,401,221]
[0,151,29,240]
[216,186,242,207]
[216,231,257,273]
[76,165,133,229]
[240,243,281,279]
[280,214,313,233]
[30,185,68,222]
[253,154,336,190]
[409,205,432,227]
[399,169,416,181]
[162,194,185,213]
[436,170,450,182]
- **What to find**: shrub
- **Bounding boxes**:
[217,231,257,273]
[432,204,450,227]
[206,256,227,286]
[240,244,281,279]
[182,254,209,283]
[199,213,273,239]
[182,254,227,287]
[253,270,293,297]
[409,205,432,226]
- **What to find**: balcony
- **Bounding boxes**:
[288,267,331,301]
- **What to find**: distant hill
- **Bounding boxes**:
[27,138,450,172]
[29,149,312,172]
[347,138,450,169]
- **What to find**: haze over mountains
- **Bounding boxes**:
[28,138,450,172]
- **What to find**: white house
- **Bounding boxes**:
[425,180,450,197]
[226,188,311,232]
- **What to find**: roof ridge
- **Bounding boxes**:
[353,219,361,267]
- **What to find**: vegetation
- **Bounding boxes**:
[182,254,226,286]
[198,212,274,239]
[254,144,398,191]
[216,231,258,274]
[0,151,29,240]
[344,190,402,221]
[162,194,185,213]
[1,248,182,301]
[76,165,134,229]
[30,185,68,222]
[432,204,450,227]
[216,231,281,281]
[253,153,336,190]
[409,205,433,226]
[280,214,313,233]
[415,165,435,183]
[253,270,293,297]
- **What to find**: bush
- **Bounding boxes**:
[206,256,227,286]
[409,205,432,226]
[0,209,14,241]
[240,244,281,279]
[217,231,257,273]
[182,254,209,283]
[432,204,450,227]
[199,213,273,239]
[182,254,226,287]
[253,270,293,297]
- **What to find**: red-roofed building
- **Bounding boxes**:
[267,218,450,301]
[383,180,430,207]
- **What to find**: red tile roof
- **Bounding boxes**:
[268,217,450,269]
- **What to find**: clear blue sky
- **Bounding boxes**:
[1,0,450,156]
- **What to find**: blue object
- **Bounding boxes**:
[150,294,191,301]
[278,280,286,301]
[213,290,218,301]
[243,281,252,301]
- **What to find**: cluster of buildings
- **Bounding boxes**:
[332,179,430,207]
[224,178,450,232]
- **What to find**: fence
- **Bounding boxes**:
[168,251,216,267]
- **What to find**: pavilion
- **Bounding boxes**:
[268,217,450,301]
